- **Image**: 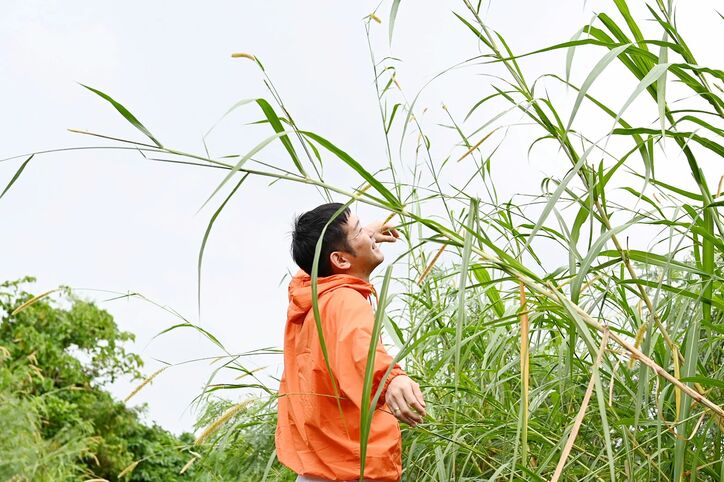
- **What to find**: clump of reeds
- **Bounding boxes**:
[6,0,722,480]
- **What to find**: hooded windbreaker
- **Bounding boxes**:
[276,272,405,481]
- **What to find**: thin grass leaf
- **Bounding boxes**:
[151,322,226,352]
[566,44,631,132]
[0,154,33,201]
[612,63,672,128]
[598,249,708,277]
[198,131,291,212]
[565,28,584,83]
[359,265,394,481]
[657,29,669,136]
[389,0,402,44]
[203,98,256,138]
[197,174,249,317]
[81,84,162,147]
[523,146,592,253]
[301,131,401,207]
[454,200,477,392]
[471,264,505,318]
[256,98,306,176]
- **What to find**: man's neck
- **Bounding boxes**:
[335,269,371,283]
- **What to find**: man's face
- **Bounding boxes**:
[340,213,384,275]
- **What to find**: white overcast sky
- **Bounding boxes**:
[1,0,721,434]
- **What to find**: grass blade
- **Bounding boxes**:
[0,154,33,201]
[256,98,306,176]
[81,84,163,147]
[359,265,394,481]
[301,130,401,207]
[389,0,402,44]
[197,174,249,317]
[566,44,630,132]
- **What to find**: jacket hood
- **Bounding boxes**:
[287,271,375,324]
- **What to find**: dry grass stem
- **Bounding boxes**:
[417,244,447,285]
[550,330,609,482]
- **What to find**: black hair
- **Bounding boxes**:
[291,203,354,277]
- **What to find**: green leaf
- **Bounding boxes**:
[359,265,394,480]
[453,12,493,51]
[0,154,33,201]
[612,63,672,127]
[471,263,505,318]
[199,131,291,212]
[152,322,225,351]
[613,0,646,48]
[618,279,724,310]
[81,84,162,147]
[571,219,638,303]
[389,0,402,44]
[680,376,724,390]
[204,98,256,138]
[567,44,631,132]
[256,98,306,176]
[301,131,401,208]
[565,28,584,83]
[197,174,249,316]
[613,128,724,158]
[455,200,477,392]
[524,146,591,253]
[598,249,708,277]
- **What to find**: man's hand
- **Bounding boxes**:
[365,220,400,244]
[385,375,426,426]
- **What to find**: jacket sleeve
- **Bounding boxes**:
[326,289,406,410]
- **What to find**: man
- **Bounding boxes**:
[276,203,426,482]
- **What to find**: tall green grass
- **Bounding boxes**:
[3,0,722,480]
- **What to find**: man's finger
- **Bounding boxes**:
[412,383,426,411]
[400,405,422,425]
[397,405,415,425]
[387,394,404,419]
[381,225,400,238]
[389,393,419,426]
[376,234,397,243]
[401,384,425,417]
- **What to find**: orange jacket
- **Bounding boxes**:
[276,272,405,481]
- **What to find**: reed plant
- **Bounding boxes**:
[3,0,722,480]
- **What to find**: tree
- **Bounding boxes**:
[0,277,196,481]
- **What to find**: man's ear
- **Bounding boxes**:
[329,251,351,272]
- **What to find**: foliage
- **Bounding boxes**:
[0,278,196,481]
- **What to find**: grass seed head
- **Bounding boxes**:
[230,52,256,61]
